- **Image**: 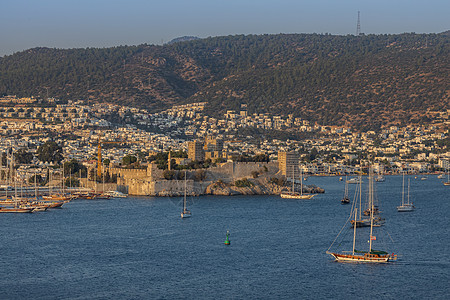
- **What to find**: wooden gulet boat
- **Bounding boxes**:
[444,169,450,186]
[341,176,350,204]
[327,168,397,263]
[280,167,315,199]
[181,171,191,218]
[397,174,415,212]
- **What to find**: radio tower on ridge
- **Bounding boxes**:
[356,11,361,36]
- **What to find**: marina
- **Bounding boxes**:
[0,175,448,299]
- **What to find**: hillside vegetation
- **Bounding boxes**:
[0,32,449,129]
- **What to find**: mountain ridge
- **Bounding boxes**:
[0,32,448,129]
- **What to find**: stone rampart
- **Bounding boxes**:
[113,161,282,196]
[205,161,279,183]
[108,167,147,179]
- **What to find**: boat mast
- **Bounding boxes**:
[369,167,374,252]
[344,175,348,198]
[102,165,105,194]
[62,165,65,195]
[13,151,18,206]
[34,170,38,201]
[401,172,405,206]
[407,178,410,205]
[292,167,295,194]
[352,207,358,255]
[6,149,9,200]
[49,168,52,196]
[300,166,303,196]
[183,170,187,211]
[358,172,362,220]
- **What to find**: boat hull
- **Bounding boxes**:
[397,204,414,212]
[181,210,191,218]
[105,191,128,198]
[328,252,391,263]
[341,197,350,204]
[0,207,34,213]
[280,193,314,199]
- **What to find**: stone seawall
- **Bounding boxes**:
[109,161,328,197]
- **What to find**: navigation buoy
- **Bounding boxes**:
[224,230,230,245]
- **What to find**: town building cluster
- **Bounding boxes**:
[0,95,449,185]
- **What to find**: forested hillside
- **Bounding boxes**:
[0,32,448,129]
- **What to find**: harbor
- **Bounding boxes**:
[0,175,448,299]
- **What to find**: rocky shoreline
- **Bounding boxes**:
[203,178,325,197]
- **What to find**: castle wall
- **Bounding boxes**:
[205,161,279,183]
[113,161,280,196]
[123,177,195,196]
[108,167,147,179]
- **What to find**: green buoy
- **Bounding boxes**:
[224,230,230,245]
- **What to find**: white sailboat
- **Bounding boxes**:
[280,166,314,199]
[181,171,191,218]
[444,168,450,186]
[346,177,362,184]
[327,167,396,263]
[341,176,350,204]
[397,173,414,212]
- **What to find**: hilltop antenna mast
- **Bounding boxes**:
[356,11,361,36]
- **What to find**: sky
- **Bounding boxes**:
[0,0,449,57]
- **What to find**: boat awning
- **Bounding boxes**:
[370,250,389,255]
[354,250,368,254]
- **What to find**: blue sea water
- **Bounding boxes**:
[0,175,449,299]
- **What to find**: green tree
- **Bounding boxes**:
[63,159,86,176]
[14,149,33,164]
[28,174,45,185]
[122,155,137,166]
[36,141,63,163]
[65,177,80,187]
[163,169,175,180]
[194,169,206,181]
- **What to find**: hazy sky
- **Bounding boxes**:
[1,0,448,57]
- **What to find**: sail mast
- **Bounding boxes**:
[369,167,374,252]
[300,166,303,196]
[402,172,405,206]
[344,175,348,198]
[183,170,187,211]
[407,178,410,205]
[352,207,358,255]
[359,172,362,220]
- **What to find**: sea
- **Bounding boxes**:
[0,175,448,299]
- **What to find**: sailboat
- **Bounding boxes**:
[327,167,396,263]
[444,168,450,186]
[375,174,385,182]
[397,173,414,212]
[0,150,34,213]
[346,177,362,184]
[341,176,350,204]
[350,174,384,227]
[280,167,314,199]
[181,171,191,218]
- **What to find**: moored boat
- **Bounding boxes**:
[42,194,72,202]
[181,171,191,218]
[346,177,362,184]
[397,174,415,212]
[0,206,34,213]
[327,167,396,263]
[341,176,350,204]
[104,190,128,198]
[280,167,315,199]
[443,169,450,186]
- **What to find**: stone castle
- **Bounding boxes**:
[107,161,281,196]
